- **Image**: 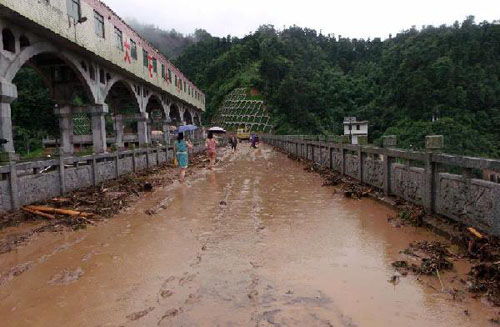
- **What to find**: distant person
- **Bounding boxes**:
[230,135,238,152]
[251,133,257,148]
[175,132,192,183]
[205,131,218,169]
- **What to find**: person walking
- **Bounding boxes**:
[251,133,257,148]
[175,132,192,183]
[230,135,238,152]
[205,131,218,170]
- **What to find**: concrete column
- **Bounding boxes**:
[89,104,108,153]
[0,82,18,156]
[137,112,149,146]
[162,120,171,145]
[54,105,74,155]
[114,114,124,149]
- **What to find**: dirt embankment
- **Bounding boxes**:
[285,150,500,312]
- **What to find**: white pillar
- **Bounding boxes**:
[89,104,108,153]
[114,114,124,148]
[0,82,17,156]
[54,105,74,155]
[162,120,171,145]
[137,112,149,146]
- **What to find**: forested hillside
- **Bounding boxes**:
[174,17,500,158]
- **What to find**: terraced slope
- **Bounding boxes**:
[212,88,273,133]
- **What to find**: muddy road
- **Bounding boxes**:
[0,144,497,326]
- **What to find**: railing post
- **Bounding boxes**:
[311,143,315,162]
[423,135,443,213]
[329,146,333,169]
[424,153,435,213]
[132,148,137,172]
[382,135,397,195]
[115,152,120,178]
[59,156,66,195]
[383,151,392,195]
[9,160,19,210]
[340,143,345,176]
[358,146,363,183]
[91,154,97,186]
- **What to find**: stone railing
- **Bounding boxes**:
[262,135,500,236]
[0,137,224,213]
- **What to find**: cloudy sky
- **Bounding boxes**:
[102,0,498,39]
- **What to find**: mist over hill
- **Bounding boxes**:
[126,18,211,59]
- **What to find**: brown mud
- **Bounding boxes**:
[0,151,215,254]
[286,148,500,312]
[0,144,498,326]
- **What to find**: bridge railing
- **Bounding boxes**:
[261,135,500,236]
[0,135,223,213]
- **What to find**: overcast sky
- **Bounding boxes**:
[101,0,498,39]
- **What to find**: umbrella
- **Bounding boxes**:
[175,124,198,134]
[208,126,227,134]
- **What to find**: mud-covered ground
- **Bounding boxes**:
[0,144,498,326]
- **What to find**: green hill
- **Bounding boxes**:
[175,18,500,158]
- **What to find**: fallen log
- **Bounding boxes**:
[25,205,93,218]
[21,207,56,220]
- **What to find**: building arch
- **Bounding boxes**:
[103,78,141,111]
[169,103,182,126]
[183,109,193,125]
[4,42,97,104]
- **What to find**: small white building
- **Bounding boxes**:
[343,117,368,145]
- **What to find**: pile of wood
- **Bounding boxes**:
[22,205,94,222]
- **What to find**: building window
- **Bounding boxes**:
[19,35,30,49]
[356,125,360,130]
[99,68,105,84]
[114,27,123,51]
[143,49,148,67]
[94,11,104,38]
[2,29,15,53]
[183,81,186,92]
[175,75,178,86]
[167,69,172,82]
[89,65,96,80]
[161,64,166,79]
[130,39,137,60]
[66,0,81,21]
[152,58,157,73]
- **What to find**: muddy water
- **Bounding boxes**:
[0,144,496,326]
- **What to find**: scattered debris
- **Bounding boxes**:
[392,241,454,276]
[468,262,500,306]
[48,268,84,285]
[126,307,155,321]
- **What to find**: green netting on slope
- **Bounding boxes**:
[214,88,273,132]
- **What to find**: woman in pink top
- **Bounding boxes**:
[205,131,218,170]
